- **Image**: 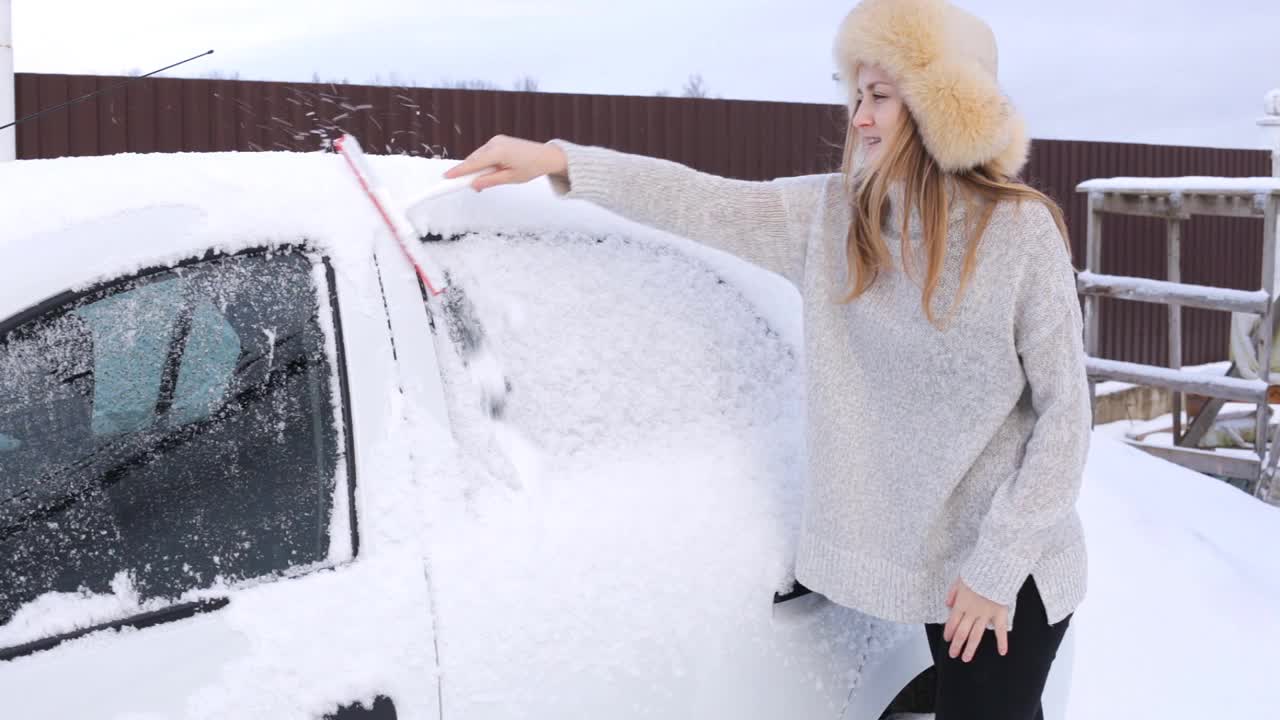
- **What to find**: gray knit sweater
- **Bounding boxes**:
[548,140,1090,626]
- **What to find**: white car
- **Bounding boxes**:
[0,149,1072,719]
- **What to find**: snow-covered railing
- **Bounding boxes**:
[1085,358,1272,405]
[1076,272,1272,315]
[1078,174,1280,499]
[1078,177,1280,193]
[1076,177,1280,219]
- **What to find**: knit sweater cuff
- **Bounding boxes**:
[546,140,612,204]
[959,533,1035,608]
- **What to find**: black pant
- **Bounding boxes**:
[924,577,1071,720]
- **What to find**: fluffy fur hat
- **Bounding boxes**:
[834,0,1030,177]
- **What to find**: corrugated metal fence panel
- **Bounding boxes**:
[12,74,848,177]
[1025,139,1269,366]
[13,74,1269,364]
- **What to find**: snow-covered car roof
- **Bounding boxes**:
[0,150,800,347]
[0,151,440,322]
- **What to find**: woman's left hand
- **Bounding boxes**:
[943,578,1009,662]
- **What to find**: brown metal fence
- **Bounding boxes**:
[11,73,1272,365]
[12,73,847,174]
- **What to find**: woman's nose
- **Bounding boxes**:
[852,104,873,129]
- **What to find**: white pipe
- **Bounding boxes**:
[0,0,13,162]
[1261,89,1280,179]
[0,0,12,162]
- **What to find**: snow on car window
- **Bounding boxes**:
[0,250,344,632]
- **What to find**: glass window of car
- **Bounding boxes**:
[0,249,352,630]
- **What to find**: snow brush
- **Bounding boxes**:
[335,134,511,418]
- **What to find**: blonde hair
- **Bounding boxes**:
[841,108,1069,326]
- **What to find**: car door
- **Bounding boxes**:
[388,220,909,720]
[0,243,441,720]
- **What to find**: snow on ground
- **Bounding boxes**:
[1071,429,1280,718]
[1098,400,1276,465]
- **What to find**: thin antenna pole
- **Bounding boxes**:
[0,49,214,132]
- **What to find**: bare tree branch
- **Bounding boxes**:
[681,73,710,99]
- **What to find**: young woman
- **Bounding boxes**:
[444,1,1090,717]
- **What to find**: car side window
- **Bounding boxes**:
[0,250,349,630]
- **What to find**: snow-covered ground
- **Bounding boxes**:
[1070,432,1280,718]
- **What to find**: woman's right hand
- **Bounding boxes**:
[442,135,568,192]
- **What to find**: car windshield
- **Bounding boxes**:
[0,250,348,629]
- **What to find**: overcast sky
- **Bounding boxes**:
[12,0,1280,149]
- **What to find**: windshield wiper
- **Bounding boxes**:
[0,596,230,662]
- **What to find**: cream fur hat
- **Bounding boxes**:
[834,0,1030,177]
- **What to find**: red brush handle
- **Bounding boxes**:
[336,136,445,297]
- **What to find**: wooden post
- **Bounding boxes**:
[1256,196,1279,497]
[1184,394,1229,448]
[1084,193,1103,425]
[1085,193,1103,356]
[1168,215,1183,442]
